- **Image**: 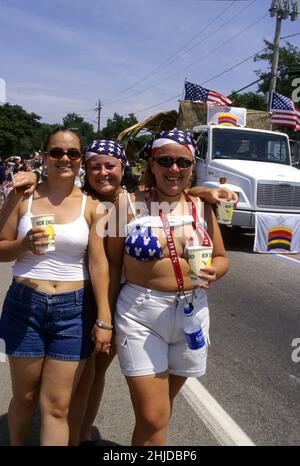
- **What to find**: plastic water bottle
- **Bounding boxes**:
[183,305,206,350]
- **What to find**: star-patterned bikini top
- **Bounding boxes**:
[124,192,206,261]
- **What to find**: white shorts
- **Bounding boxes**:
[115,283,210,378]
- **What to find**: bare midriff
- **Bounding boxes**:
[14,277,89,294]
[124,254,194,292]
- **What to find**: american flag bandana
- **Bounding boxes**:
[139,129,197,160]
[85,139,128,165]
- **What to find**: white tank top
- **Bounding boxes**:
[13,192,90,281]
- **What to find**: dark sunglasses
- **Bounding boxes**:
[47,148,82,160]
[154,156,193,168]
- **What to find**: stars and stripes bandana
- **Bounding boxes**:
[184,81,232,106]
[85,139,128,165]
[139,129,197,160]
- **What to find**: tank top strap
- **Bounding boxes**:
[127,192,136,216]
[26,194,33,214]
[80,192,88,217]
[196,197,204,219]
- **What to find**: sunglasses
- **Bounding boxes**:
[154,156,193,168]
[47,148,82,160]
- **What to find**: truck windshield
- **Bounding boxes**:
[212,128,290,165]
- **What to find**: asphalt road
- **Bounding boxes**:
[203,228,300,446]
[0,229,299,446]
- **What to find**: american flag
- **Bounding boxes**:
[270,91,300,131]
[184,81,232,106]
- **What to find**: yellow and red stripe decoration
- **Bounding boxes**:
[267,227,293,252]
[217,113,238,126]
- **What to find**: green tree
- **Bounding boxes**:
[0,103,41,158]
[230,91,266,111]
[101,113,138,140]
[62,113,95,150]
[254,40,300,98]
[254,40,300,140]
[31,123,60,152]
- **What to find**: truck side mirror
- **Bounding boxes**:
[194,132,208,160]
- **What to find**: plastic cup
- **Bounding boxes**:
[187,245,213,286]
[31,214,55,252]
[216,199,235,225]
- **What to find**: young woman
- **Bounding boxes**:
[69,139,236,446]
[109,129,229,446]
[11,136,236,446]
[0,128,111,446]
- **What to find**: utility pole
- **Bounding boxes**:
[95,99,102,137]
[268,0,299,110]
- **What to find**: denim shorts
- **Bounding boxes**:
[0,279,96,361]
[115,283,210,378]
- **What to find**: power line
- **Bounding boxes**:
[81,102,98,119]
[201,46,268,86]
[281,32,300,39]
[41,41,269,125]
[132,94,182,116]
[107,12,267,112]
[228,78,264,98]
[155,0,257,77]
[118,44,269,118]
[101,1,237,105]
[102,0,256,105]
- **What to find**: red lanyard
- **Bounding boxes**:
[160,211,185,293]
[184,192,212,247]
[158,191,212,294]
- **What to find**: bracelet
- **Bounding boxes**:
[95,319,113,330]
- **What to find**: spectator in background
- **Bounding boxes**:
[0,160,6,186]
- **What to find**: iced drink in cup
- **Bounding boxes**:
[216,199,234,225]
[187,246,213,286]
[31,214,55,252]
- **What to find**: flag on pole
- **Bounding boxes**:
[184,81,232,106]
[270,91,300,131]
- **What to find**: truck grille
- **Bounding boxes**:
[257,182,300,209]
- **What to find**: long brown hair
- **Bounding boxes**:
[141,160,156,189]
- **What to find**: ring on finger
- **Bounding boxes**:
[29,234,33,241]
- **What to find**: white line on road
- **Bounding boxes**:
[276,254,300,265]
[182,378,255,446]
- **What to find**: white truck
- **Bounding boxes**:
[193,125,300,228]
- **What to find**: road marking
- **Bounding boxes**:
[182,378,255,446]
[276,254,300,265]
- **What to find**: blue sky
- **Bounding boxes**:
[1,0,300,129]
